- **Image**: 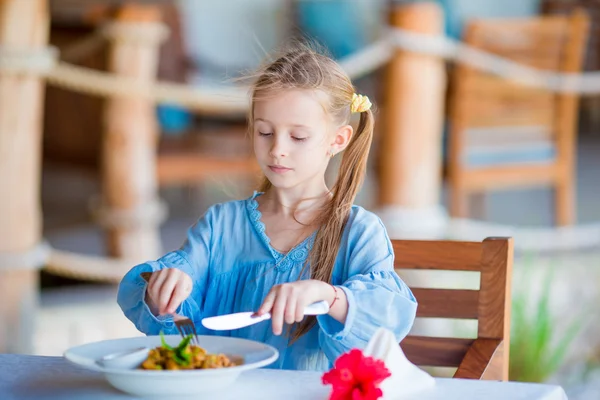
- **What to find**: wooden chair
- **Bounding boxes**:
[447,12,590,225]
[395,237,514,380]
[542,0,600,129]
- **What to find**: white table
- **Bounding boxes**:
[0,354,567,400]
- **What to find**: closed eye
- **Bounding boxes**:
[258,131,307,142]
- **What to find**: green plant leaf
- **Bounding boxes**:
[509,256,587,383]
[546,308,589,374]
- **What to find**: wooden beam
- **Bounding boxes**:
[379,2,446,209]
[157,154,261,186]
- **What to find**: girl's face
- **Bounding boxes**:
[253,89,351,192]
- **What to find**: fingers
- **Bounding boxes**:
[258,283,315,335]
[146,271,166,313]
[158,272,179,315]
[146,269,192,315]
[166,276,192,314]
[294,300,305,323]
[271,289,288,336]
[257,289,277,316]
[284,296,297,326]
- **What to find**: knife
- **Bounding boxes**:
[201,300,330,331]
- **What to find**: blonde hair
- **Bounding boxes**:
[249,43,374,342]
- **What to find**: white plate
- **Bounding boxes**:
[64,335,279,398]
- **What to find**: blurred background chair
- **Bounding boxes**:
[446,11,590,226]
[542,0,600,131]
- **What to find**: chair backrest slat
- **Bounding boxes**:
[412,288,479,319]
[392,240,482,271]
[401,336,475,367]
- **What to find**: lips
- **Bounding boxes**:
[268,165,292,174]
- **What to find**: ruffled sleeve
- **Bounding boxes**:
[316,210,417,363]
[117,205,216,335]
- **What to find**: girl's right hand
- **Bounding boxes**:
[144,268,193,316]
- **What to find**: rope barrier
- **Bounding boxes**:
[0,46,58,74]
[0,240,130,282]
[45,248,134,283]
[3,26,600,117]
[338,39,393,80]
[0,241,51,271]
[46,62,250,115]
[89,196,168,229]
[387,29,600,95]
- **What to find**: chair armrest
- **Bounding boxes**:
[454,338,506,381]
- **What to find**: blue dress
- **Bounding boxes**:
[117,192,417,371]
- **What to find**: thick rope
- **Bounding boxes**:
[4,26,600,119]
[0,241,51,271]
[45,62,250,115]
[0,46,58,74]
[45,248,133,283]
[387,29,600,95]
[89,196,168,229]
[0,240,132,282]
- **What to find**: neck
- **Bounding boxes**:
[261,180,331,219]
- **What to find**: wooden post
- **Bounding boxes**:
[378,2,447,237]
[0,0,49,353]
[101,4,167,260]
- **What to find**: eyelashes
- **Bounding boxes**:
[258,132,307,142]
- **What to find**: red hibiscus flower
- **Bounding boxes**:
[322,349,391,400]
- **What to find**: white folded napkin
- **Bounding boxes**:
[364,328,436,399]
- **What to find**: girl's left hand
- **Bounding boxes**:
[256,280,332,335]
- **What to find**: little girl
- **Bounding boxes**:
[117,44,417,371]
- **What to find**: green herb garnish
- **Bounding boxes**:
[159,331,194,367]
[159,331,173,351]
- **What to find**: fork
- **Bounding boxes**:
[140,272,200,346]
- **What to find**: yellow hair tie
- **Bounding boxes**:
[350,93,372,113]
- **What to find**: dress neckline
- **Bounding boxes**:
[245,191,315,272]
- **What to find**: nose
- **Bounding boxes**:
[269,135,287,158]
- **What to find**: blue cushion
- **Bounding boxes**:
[464,144,556,167]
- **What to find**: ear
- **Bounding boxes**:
[329,124,353,156]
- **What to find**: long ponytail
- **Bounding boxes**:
[290,108,374,343]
